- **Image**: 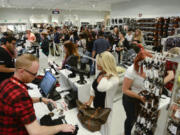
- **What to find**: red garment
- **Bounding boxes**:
[165,60,178,91]
[134,49,152,73]
[0,77,36,135]
[137,44,144,50]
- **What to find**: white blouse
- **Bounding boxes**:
[124,65,145,94]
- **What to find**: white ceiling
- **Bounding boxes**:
[0,0,130,11]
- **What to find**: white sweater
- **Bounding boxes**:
[90,76,120,135]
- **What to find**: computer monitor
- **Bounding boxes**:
[40,71,56,97]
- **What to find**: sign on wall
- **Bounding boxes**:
[52,9,60,14]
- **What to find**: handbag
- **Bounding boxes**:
[76,100,111,132]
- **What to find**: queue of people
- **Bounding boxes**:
[0,25,174,135]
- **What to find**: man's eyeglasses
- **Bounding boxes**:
[18,68,37,76]
[24,69,37,76]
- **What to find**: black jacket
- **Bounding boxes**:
[41,38,49,56]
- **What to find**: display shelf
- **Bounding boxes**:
[137,22,156,25]
[136,18,158,46]
[134,53,167,135]
[145,40,154,43]
[138,27,156,29]
[164,55,180,135]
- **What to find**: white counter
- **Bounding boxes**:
[27,83,101,135]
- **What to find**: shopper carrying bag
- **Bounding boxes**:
[85,51,119,135]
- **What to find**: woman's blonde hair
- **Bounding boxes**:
[15,54,39,69]
[96,51,118,77]
[134,29,143,43]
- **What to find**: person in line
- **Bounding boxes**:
[0,36,16,83]
[78,33,87,53]
[132,29,145,45]
[0,32,8,46]
[112,26,119,46]
[116,32,130,63]
[125,29,133,43]
[0,54,75,135]
[122,50,175,135]
[26,29,36,43]
[85,51,119,135]
[70,29,79,44]
[58,41,79,70]
[92,31,110,58]
[54,27,62,56]
[41,32,49,56]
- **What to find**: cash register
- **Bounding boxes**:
[39,71,61,101]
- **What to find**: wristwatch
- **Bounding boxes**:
[39,97,42,102]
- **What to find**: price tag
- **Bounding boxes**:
[144,80,149,89]
[145,102,148,109]
[153,69,158,78]
[112,44,116,51]
[140,117,145,124]
[150,70,154,79]
[171,124,177,134]
[137,116,141,123]
[175,109,180,119]
[155,88,160,97]
[143,65,146,72]
[147,122,151,129]
[151,100,154,108]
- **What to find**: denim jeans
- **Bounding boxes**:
[122,94,140,135]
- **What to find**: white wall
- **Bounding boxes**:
[0,8,109,25]
[111,0,180,18]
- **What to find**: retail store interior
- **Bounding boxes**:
[0,0,180,135]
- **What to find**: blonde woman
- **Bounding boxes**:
[132,29,145,45]
[85,51,119,135]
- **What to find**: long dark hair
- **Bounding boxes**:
[64,41,79,59]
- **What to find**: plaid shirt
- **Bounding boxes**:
[0,77,36,135]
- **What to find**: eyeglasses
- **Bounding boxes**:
[18,68,37,76]
[24,69,37,76]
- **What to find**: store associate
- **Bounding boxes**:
[0,36,16,83]
[0,54,75,135]
[58,41,79,70]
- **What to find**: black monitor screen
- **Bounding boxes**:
[40,72,56,96]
